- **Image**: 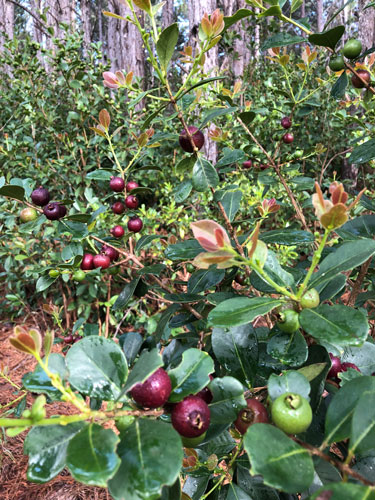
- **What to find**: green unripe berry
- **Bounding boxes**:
[271,393,312,434]
[49,269,60,278]
[181,432,207,448]
[300,288,320,309]
[116,415,135,432]
[329,55,345,71]
[343,39,362,60]
[277,309,300,333]
[73,270,86,282]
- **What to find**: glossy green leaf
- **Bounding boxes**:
[24,423,86,482]
[212,324,258,386]
[108,419,183,500]
[208,297,283,327]
[155,303,180,342]
[224,8,252,29]
[331,71,348,99]
[173,179,192,203]
[136,264,166,276]
[0,184,25,201]
[66,337,128,400]
[310,239,375,288]
[268,370,310,402]
[86,169,113,180]
[183,476,210,500]
[236,464,280,499]
[135,235,163,252]
[192,157,219,192]
[209,376,247,425]
[308,26,345,50]
[258,6,283,18]
[260,229,314,246]
[187,268,225,293]
[112,278,140,310]
[310,482,375,500]
[302,346,331,411]
[325,376,375,444]
[36,275,56,292]
[317,274,346,301]
[22,353,67,401]
[161,478,182,500]
[337,215,375,240]
[214,189,242,222]
[164,239,203,261]
[291,0,303,13]
[261,32,305,51]
[342,342,375,375]
[67,424,120,486]
[226,484,252,499]
[251,251,295,292]
[299,304,368,346]
[57,220,88,239]
[120,349,163,396]
[168,348,214,402]
[199,107,238,129]
[349,138,375,164]
[119,331,143,365]
[267,330,308,367]
[216,148,245,167]
[350,390,375,454]
[156,23,179,70]
[244,424,314,493]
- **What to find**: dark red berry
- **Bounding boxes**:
[126,180,139,192]
[110,176,125,192]
[31,186,50,206]
[260,164,270,170]
[81,253,94,270]
[328,353,342,380]
[235,274,246,286]
[64,335,74,344]
[172,395,210,438]
[112,202,126,214]
[128,216,143,233]
[243,160,253,169]
[125,194,139,209]
[179,126,205,153]
[111,225,125,238]
[74,335,83,343]
[351,69,371,89]
[282,133,294,144]
[130,368,172,408]
[281,116,292,129]
[101,244,119,262]
[43,202,63,220]
[93,254,111,269]
[341,362,361,373]
[234,398,269,435]
[58,204,67,218]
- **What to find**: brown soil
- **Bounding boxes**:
[0,322,111,500]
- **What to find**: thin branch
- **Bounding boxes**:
[7,0,50,38]
[347,257,372,307]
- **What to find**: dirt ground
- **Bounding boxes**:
[0,321,111,500]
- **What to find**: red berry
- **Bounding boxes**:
[74,335,83,343]
[234,398,269,435]
[125,194,139,209]
[126,180,139,191]
[130,368,172,408]
[341,362,361,373]
[128,216,143,233]
[64,335,74,344]
[179,126,205,153]
[111,225,125,238]
[109,176,125,192]
[93,254,111,269]
[195,375,214,404]
[31,186,50,206]
[112,202,126,214]
[101,245,119,262]
[281,116,292,129]
[327,353,342,380]
[282,133,294,144]
[80,253,94,270]
[43,202,63,220]
[58,204,67,218]
[351,69,371,89]
[243,160,253,169]
[172,395,210,438]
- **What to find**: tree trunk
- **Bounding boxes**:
[80,0,92,54]
[162,0,174,30]
[359,0,375,50]
[0,0,14,51]
[30,0,44,44]
[316,0,324,32]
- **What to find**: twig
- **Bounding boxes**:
[319,148,352,184]
[344,62,375,95]
[347,257,372,307]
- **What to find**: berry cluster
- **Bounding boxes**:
[327,353,361,382]
[329,38,371,89]
[110,178,143,233]
[21,186,67,222]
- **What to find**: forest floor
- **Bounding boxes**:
[0,320,111,500]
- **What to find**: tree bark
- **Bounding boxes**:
[0,0,14,52]
[316,0,324,32]
[80,0,92,54]
[162,0,174,30]
[359,0,375,50]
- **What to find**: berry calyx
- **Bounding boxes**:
[93,254,111,269]
[112,201,126,214]
[171,395,210,438]
[300,288,320,309]
[329,55,345,72]
[31,186,50,206]
[234,398,269,435]
[125,194,139,209]
[327,353,342,380]
[20,207,38,222]
[343,39,362,60]
[101,245,119,261]
[351,69,371,89]
[43,202,63,220]
[277,309,300,333]
[243,160,253,169]
[179,126,205,153]
[281,116,292,129]
[282,132,294,144]
[128,216,143,233]
[271,393,312,434]
[109,176,125,192]
[80,253,94,270]
[130,368,172,408]
[111,225,125,238]
[341,362,361,373]
[126,180,139,191]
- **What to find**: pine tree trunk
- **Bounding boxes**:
[359,0,375,50]
[80,0,92,54]
[316,0,324,32]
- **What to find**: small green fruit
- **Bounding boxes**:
[181,432,207,448]
[329,55,345,71]
[250,146,262,155]
[20,207,38,222]
[116,415,135,432]
[293,150,304,159]
[277,309,300,333]
[343,39,362,60]
[49,269,60,278]
[300,288,320,309]
[271,392,312,434]
[73,270,86,282]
